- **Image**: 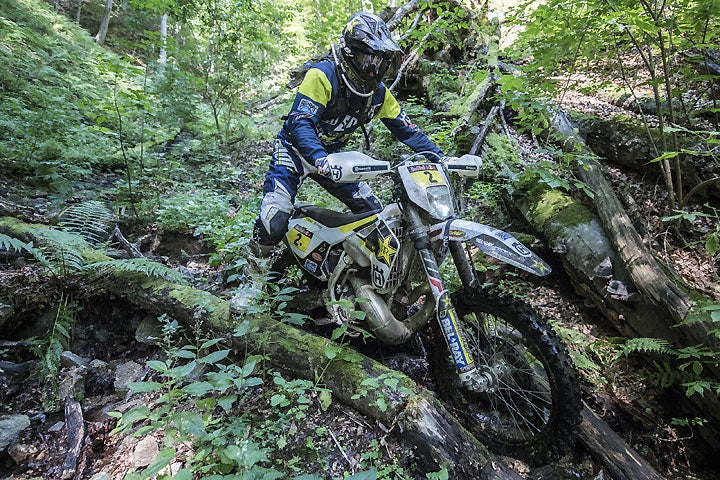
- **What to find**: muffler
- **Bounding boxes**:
[347,276,435,344]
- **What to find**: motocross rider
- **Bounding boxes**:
[251,11,445,258]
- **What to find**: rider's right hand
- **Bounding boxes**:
[315,156,331,177]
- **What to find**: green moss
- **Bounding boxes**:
[527,189,596,236]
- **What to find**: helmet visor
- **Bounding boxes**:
[351,51,392,81]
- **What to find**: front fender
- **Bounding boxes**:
[427,219,552,276]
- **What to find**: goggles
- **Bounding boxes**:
[351,51,393,80]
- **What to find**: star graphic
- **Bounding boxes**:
[377,235,398,266]
[533,259,550,273]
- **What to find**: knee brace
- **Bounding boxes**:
[254,186,293,246]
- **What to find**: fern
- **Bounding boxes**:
[31,293,77,386]
[57,200,116,246]
[33,228,90,275]
[613,337,675,362]
[0,232,51,267]
[87,258,188,285]
[646,360,685,389]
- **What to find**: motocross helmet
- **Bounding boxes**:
[336,12,402,96]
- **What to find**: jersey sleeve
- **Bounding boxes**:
[377,89,443,157]
[283,68,333,162]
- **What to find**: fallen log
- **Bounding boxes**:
[547,111,693,324]
[578,404,665,480]
[0,216,513,478]
[568,111,720,203]
[513,111,720,449]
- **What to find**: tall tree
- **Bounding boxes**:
[95,0,113,44]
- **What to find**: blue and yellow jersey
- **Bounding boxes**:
[278,59,442,163]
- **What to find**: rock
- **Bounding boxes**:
[61,351,90,368]
[57,366,88,403]
[48,421,65,433]
[135,316,163,345]
[131,436,159,468]
[7,442,38,464]
[89,359,109,369]
[0,414,30,451]
[0,302,13,329]
[114,361,144,394]
[0,360,33,377]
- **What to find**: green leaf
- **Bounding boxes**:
[347,469,378,480]
[197,349,230,364]
[195,397,216,411]
[241,359,258,378]
[233,320,252,337]
[146,360,168,372]
[171,469,193,480]
[282,312,309,325]
[128,381,164,393]
[218,395,237,411]
[243,377,263,388]
[139,448,176,480]
[174,349,197,359]
[182,381,215,396]
[706,233,719,256]
[173,412,207,437]
[318,389,332,411]
[200,338,224,349]
[167,361,197,378]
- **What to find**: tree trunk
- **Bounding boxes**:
[95,0,113,45]
[577,405,666,480]
[514,112,720,448]
[158,13,168,64]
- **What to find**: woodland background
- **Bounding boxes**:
[1,0,720,479]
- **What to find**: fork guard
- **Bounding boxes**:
[427,219,552,277]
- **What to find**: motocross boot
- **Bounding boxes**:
[229,240,280,312]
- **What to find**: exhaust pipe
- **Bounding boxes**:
[347,276,435,344]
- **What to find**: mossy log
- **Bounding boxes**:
[514,163,720,451]
[513,188,679,341]
[522,113,720,448]
[569,111,720,203]
[547,111,693,324]
[0,216,513,478]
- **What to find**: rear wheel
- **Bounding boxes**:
[428,286,581,465]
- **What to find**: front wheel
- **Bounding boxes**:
[427,286,581,465]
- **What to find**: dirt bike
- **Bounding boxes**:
[282,150,581,464]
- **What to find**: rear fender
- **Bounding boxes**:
[427,219,552,276]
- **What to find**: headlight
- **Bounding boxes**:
[426,185,454,219]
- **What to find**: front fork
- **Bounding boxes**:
[404,205,481,387]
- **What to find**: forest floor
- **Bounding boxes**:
[2,97,720,479]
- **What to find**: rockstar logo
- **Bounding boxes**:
[533,259,550,274]
[376,235,398,266]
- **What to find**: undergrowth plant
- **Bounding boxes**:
[109,313,422,479]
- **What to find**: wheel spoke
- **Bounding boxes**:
[431,287,581,463]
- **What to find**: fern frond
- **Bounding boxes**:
[0,232,51,267]
[87,258,188,285]
[613,337,675,362]
[33,228,90,275]
[31,293,77,383]
[58,200,116,246]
